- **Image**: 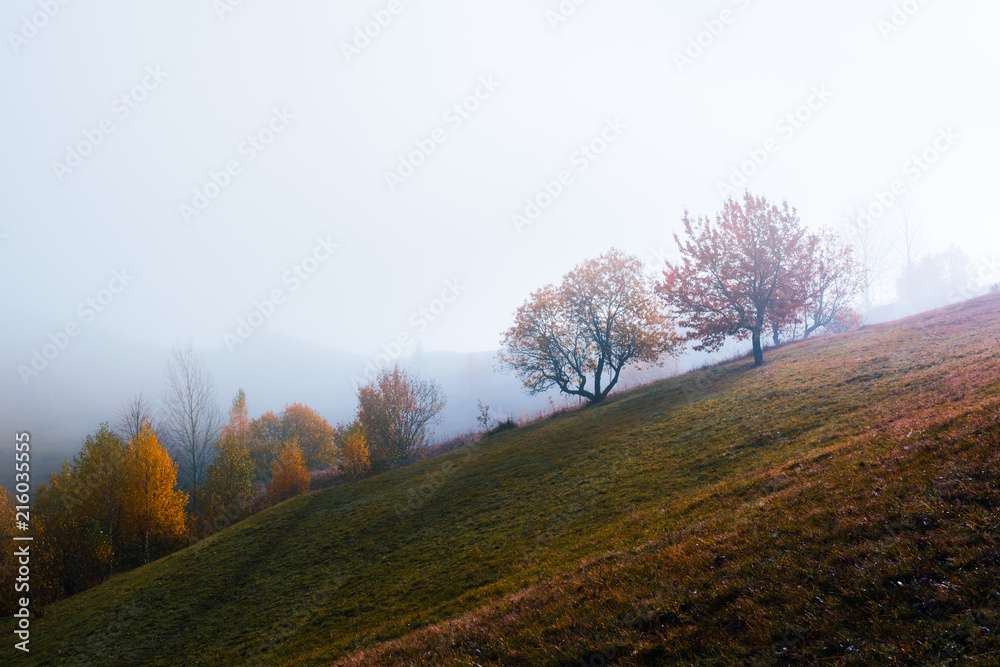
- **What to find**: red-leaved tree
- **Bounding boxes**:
[658,193,807,366]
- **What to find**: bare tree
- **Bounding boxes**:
[114,393,158,444]
[162,341,220,510]
[838,198,891,310]
[890,200,928,303]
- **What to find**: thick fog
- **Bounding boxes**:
[2,1,999,485]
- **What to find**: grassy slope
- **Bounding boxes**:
[11,295,1000,666]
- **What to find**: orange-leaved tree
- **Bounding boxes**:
[122,421,189,564]
[266,438,310,504]
[248,404,336,482]
[280,403,337,469]
[499,248,681,403]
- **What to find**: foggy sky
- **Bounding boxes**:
[3,0,999,386]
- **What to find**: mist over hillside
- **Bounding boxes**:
[2,327,683,492]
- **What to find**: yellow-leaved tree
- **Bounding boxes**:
[339,423,370,480]
[266,438,310,505]
[122,422,189,564]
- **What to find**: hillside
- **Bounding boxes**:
[9,294,1000,665]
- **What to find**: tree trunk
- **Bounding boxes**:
[772,324,780,346]
[752,330,764,366]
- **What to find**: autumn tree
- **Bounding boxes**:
[247,404,335,482]
[29,425,128,594]
[794,228,867,338]
[266,438,310,504]
[658,193,808,366]
[122,422,189,564]
[499,248,680,402]
[32,425,127,599]
[73,425,128,576]
[357,365,445,472]
[280,403,337,469]
[204,389,255,530]
[248,410,285,483]
[162,341,221,511]
[338,422,371,480]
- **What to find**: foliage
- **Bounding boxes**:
[658,192,807,366]
[338,423,371,480]
[788,226,867,339]
[248,410,285,484]
[266,439,310,505]
[248,404,336,482]
[204,389,255,533]
[24,421,189,608]
[280,403,337,469]
[121,422,189,564]
[499,248,681,402]
[357,365,446,473]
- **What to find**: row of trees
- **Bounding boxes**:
[1,423,188,610]
[4,352,447,613]
[499,193,867,403]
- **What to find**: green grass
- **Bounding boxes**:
[9,294,1000,665]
